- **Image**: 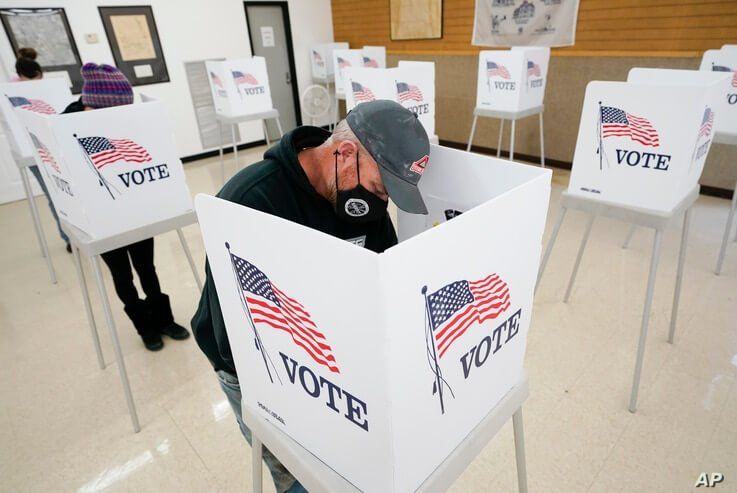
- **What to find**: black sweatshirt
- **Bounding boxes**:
[191,126,398,375]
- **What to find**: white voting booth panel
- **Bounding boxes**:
[310,42,349,80]
[19,102,193,239]
[205,57,273,118]
[333,49,371,96]
[361,46,386,69]
[343,63,436,137]
[475,48,550,112]
[0,78,73,158]
[196,145,551,492]
[699,49,737,135]
[568,81,721,213]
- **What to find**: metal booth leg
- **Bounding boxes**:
[91,255,141,433]
[275,117,284,138]
[73,247,105,369]
[497,119,505,157]
[513,408,528,493]
[20,168,56,283]
[176,228,203,292]
[262,120,271,147]
[536,207,567,293]
[623,224,637,249]
[668,207,692,344]
[231,124,239,171]
[466,115,478,152]
[509,119,516,161]
[218,120,225,186]
[716,181,737,275]
[538,111,545,168]
[629,229,664,413]
[252,435,264,493]
[564,214,595,303]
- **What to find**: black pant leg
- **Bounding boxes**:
[127,238,163,298]
[100,246,140,307]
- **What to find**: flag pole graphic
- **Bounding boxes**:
[73,134,118,200]
[226,243,281,384]
[597,102,603,171]
[422,286,458,414]
[231,72,244,100]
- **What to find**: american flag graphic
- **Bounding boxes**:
[77,136,152,169]
[487,61,511,79]
[232,71,259,86]
[712,64,737,87]
[600,106,660,148]
[428,274,511,358]
[396,81,424,102]
[312,50,325,67]
[8,96,56,115]
[210,72,224,88]
[337,57,351,69]
[699,107,714,138]
[231,253,340,374]
[30,133,60,173]
[351,81,375,103]
[362,56,379,68]
[527,60,541,77]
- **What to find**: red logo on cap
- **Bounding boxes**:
[410,155,429,175]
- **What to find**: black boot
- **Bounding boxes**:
[148,294,190,341]
[124,300,163,351]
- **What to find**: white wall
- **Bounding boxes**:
[0,0,334,158]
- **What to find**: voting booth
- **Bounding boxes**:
[568,80,722,213]
[699,49,737,135]
[333,49,367,97]
[196,145,551,492]
[475,47,549,113]
[343,62,436,138]
[310,42,349,81]
[205,57,274,118]
[19,101,193,240]
[361,46,386,69]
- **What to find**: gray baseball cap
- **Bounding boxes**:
[346,100,430,214]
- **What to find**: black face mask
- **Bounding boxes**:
[334,150,388,223]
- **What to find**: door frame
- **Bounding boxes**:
[244,1,303,126]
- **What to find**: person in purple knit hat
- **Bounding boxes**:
[63,63,190,351]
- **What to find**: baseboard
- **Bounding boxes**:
[438,139,734,200]
[181,139,268,164]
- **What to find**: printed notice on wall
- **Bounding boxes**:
[261,26,275,47]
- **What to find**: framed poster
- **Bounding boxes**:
[0,8,83,93]
[390,0,442,40]
[98,6,169,86]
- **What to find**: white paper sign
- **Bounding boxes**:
[475,48,549,112]
[332,49,365,96]
[472,0,580,47]
[699,49,737,137]
[343,63,436,137]
[310,42,349,80]
[568,81,722,213]
[261,26,275,47]
[196,145,551,492]
[18,102,193,239]
[133,64,154,78]
[205,57,274,118]
[0,78,73,159]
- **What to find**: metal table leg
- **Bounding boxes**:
[20,168,56,284]
[73,247,105,369]
[91,255,141,433]
[252,435,264,493]
[513,408,528,493]
[629,229,664,413]
[715,182,736,275]
[536,207,567,292]
[275,117,284,138]
[564,214,595,303]
[509,119,516,161]
[622,224,637,249]
[176,228,203,292]
[668,208,692,344]
[497,119,505,158]
[262,120,271,147]
[231,124,239,171]
[218,120,225,186]
[538,112,545,168]
[466,115,478,152]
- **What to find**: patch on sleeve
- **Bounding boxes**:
[345,235,367,248]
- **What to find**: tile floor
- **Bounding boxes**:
[1,148,735,492]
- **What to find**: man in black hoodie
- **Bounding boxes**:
[191,100,430,493]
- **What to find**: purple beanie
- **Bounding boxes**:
[80,63,133,108]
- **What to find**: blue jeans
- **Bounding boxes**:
[216,370,297,493]
[27,165,69,244]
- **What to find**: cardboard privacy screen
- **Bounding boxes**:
[19,101,193,239]
[568,81,721,213]
[343,62,436,137]
[699,49,737,136]
[205,57,273,118]
[0,78,73,159]
[196,145,551,492]
[476,47,550,112]
[310,42,349,80]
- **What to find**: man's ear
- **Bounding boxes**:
[336,140,358,159]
